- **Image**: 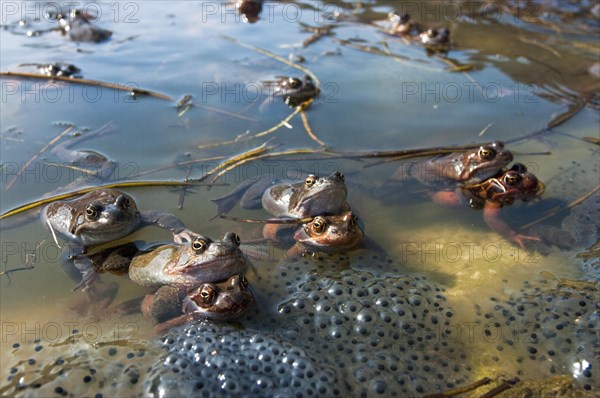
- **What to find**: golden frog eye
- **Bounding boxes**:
[195,286,215,305]
[312,217,327,234]
[478,146,496,160]
[503,172,520,186]
[85,204,100,221]
[192,238,208,253]
[305,175,317,187]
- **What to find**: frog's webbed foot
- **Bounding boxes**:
[511,233,542,250]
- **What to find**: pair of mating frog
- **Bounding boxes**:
[386,12,450,52]
[391,141,544,249]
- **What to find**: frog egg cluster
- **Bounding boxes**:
[481,279,599,391]
[2,330,156,398]
[272,260,473,396]
[144,322,345,398]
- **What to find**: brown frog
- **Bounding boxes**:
[393,141,513,188]
[43,189,196,290]
[128,232,248,290]
[387,12,423,37]
[288,211,365,258]
[270,75,320,107]
[431,163,544,248]
[148,274,255,333]
[212,171,349,219]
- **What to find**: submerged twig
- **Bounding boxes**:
[423,377,492,398]
[0,71,173,100]
[478,377,520,398]
[0,180,223,220]
[5,124,75,191]
[521,183,600,229]
[0,241,43,283]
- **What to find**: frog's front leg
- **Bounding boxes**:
[140,210,195,243]
[141,285,183,323]
[483,202,541,250]
[59,242,99,291]
[262,223,296,245]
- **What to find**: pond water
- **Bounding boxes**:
[1,1,598,396]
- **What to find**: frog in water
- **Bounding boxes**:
[420,28,450,46]
[91,232,252,330]
[236,0,264,23]
[286,211,365,258]
[148,274,255,333]
[387,12,423,37]
[213,171,350,242]
[272,75,319,107]
[213,171,349,218]
[43,189,196,290]
[58,9,112,42]
[392,141,513,188]
[19,62,82,77]
[431,163,545,249]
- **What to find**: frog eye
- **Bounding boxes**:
[85,204,100,220]
[349,215,358,227]
[240,277,249,290]
[305,175,317,187]
[122,197,131,208]
[503,172,520,186]
[192,238,209,253]
[288,77,302,88]
[478,146,496,160]
[312,217,327,234]
[335,172,345,182]
[196,286,215,304]
[233,234,241,247]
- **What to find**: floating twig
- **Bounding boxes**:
[0,71,173,100]
[423,377,492,398]
[521,183,600,229]
[0,180,223,220]
[220,214,313,224]
[221,35,321,88]
[197,100,308,150]
[134,155,226,178]
[4,124,75,191]
[193,142,274,184]
[300,108,327,146]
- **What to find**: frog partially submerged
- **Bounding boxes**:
[213,171,349,218]
[20,62,82,77]
[431,163,545,248]
[128,232,248,290]
[387,12,423,37]
[92,232,252,330]
[236,0,264,23]
[43,189,196,290]
[393,141,513,188]
[148,274,255,333]
[272,75,319,107]
[58,9,112,42]
[286,211,365,258]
